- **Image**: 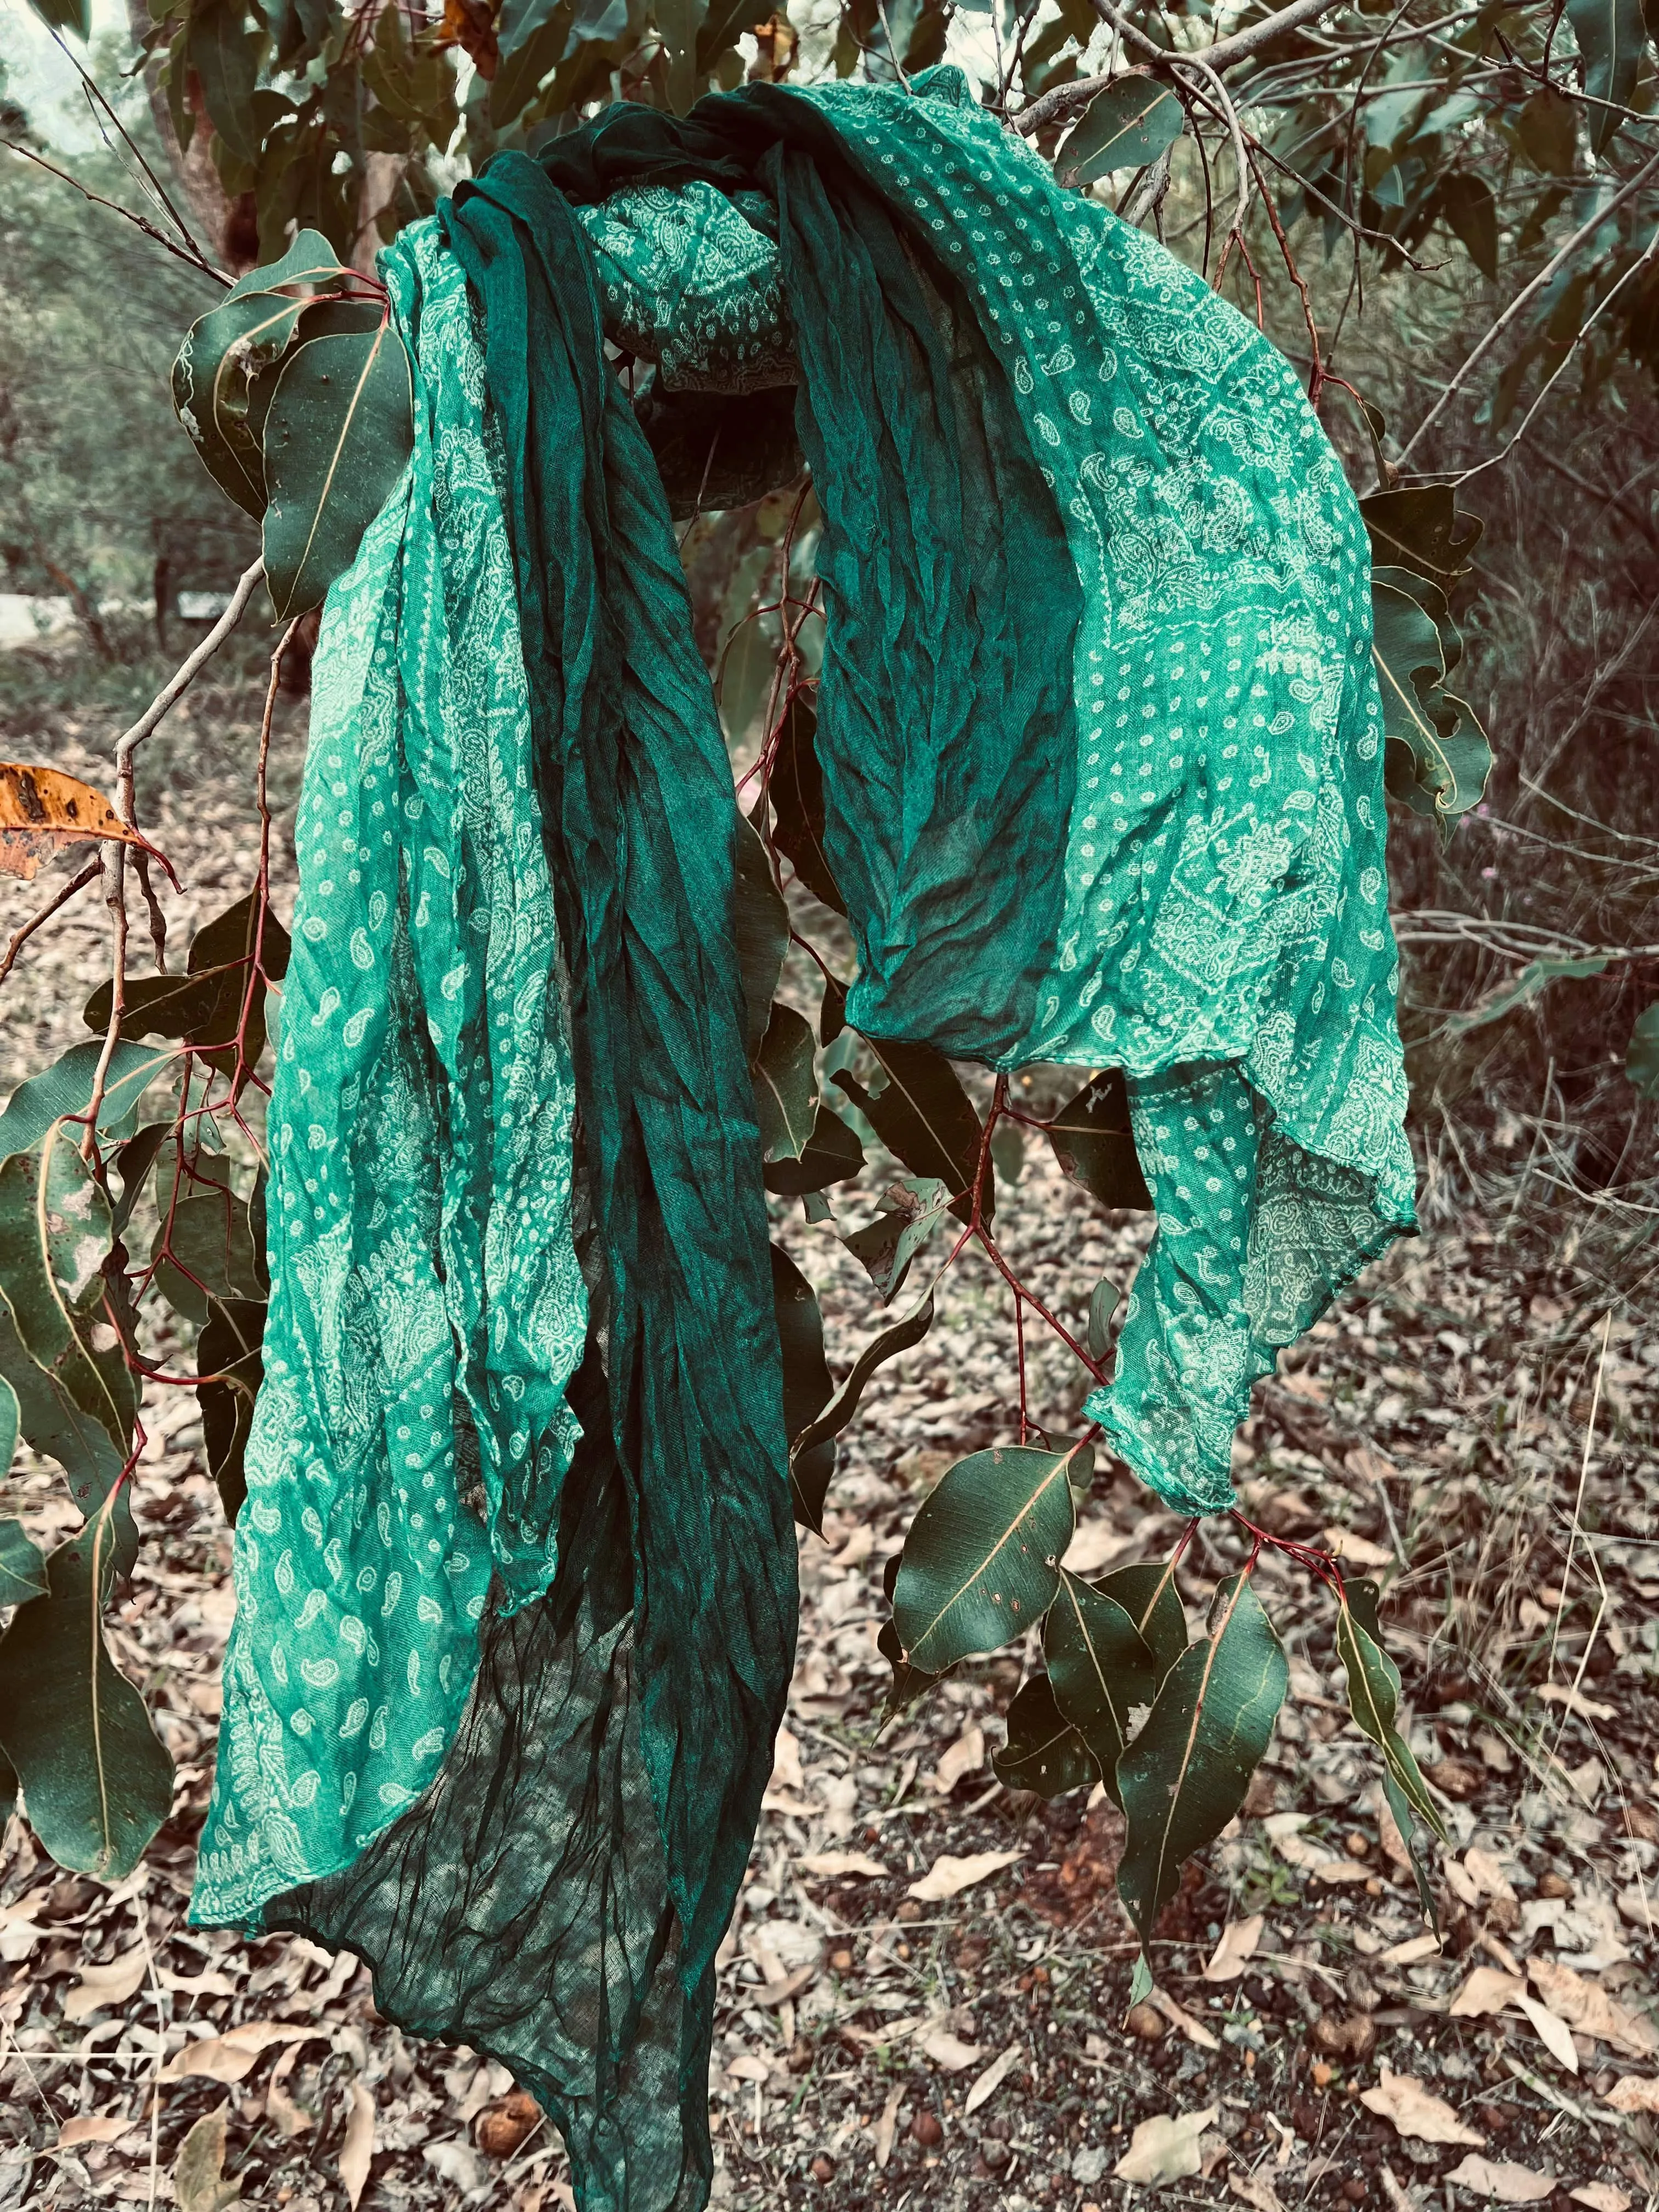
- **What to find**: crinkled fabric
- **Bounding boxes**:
[193,67,1415,2212]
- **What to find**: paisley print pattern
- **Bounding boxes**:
[193,225,587,1925]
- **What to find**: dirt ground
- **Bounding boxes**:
[2,648,1658,2212]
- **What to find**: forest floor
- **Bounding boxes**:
[1,646,1658,2212]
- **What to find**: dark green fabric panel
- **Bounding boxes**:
[439,160,797,1999]
[539,88,1084,1059]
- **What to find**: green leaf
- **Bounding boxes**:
[1128,1950,1155,2007]
[0,1372,15,1477]
[224,227,347,308]
[173,2106,241,2212]
[1566,0,1646,154]
[990,1122,1025,1188]
[769,696,845,914]
[110,1124,172,1240]
[833,1036,992,1223]
[1437,172,1499,280]
[840,1175,951,1304]
[1373,570,1492,834]
[189,0,264,167]
[753,1003,818,1162]
[893,1442,1078,1675]
[151,1183,265,1325]
[261,318,415,620]
[764,1105,864,1198]
[771,1245,836,1532]
[0,1529,173,1880]
[696,0,770,65]
[820,972,848,1047]
[0,1128,137,1465]
[879,1549,944,1720]
[0,1297,134,1571]
[173,289,311,518]
[1044,1070,1151,1210]
[1517,85,1579,176]
[0,1041,180,1155]
[791,1288,934,1468]
[735,816,789,1063]
[0,1516,46,1605]
[198,1299,266,1526]
[24,0,91,36]
[1359,486,1482,593]
[719,613,778,748]
[1085,1276,1121,1364]
[992,1673,1098,1798]
[1383,1770,1442,1936]
[1056,76,1183,184]
[1445,953,1612,1037]
[1115,1571,1288,1945]
[1336,1577,1449,1841]
[1627,1003,1659,1096]
[1096,1556,1190,1682]
[1045,1566,1159,1808]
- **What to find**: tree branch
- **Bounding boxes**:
[1017,0,1352,133]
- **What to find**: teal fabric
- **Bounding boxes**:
[191,68,1415,2212]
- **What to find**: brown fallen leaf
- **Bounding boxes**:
[1312,2012,1378,2062]
[1442,2156,1554,2204]
[1569,2186,1632,2212]
[63,1947,150,2023]
[872,2086,902,2170]
[0,763,144,881]
[55,2115,140,2150]
[1514,1994,1579,2074]
[172,2105,239,2212]
[159,2022,323,2085]
[1421,1758,1482,1801]
[920,2028,984,2072]
[1601,2075,1659,2114]
[337,2082,375,2210]
[263,2080,314,2140]
[1151,1989,1220,2051]
[1450,1966,1526,2018]
[1203,1916,1265,1982]
[1113,2106,1220,2186]
[725,2055,770,2085]
[963,2042,1022,2117]
[1530,1959,1659,2059]
[907,1849,1023,1902]
[748,1962,816,2007]
[797,1852,887,1880]
[1229,2170,1286,2212]
[1359,2068,1485,2147]
[933,1723,985,1793]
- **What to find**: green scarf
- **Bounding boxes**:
[192,69,1414,2212]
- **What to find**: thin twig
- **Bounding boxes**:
[1,139,229,288]
[112,558,266,779]
[1400,151,1659,462]
[0,858,101,988]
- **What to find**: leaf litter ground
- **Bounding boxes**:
[2,691,1658,2212]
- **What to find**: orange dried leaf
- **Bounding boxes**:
[0,765,139,881]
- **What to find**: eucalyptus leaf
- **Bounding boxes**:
[893,1442,1078,1674]
[1045,1566,1158,1808]
[1373,569,1492,834]
[261,319,415,620]
[1436,172,1499,281]
[1566,0,1646,153]
[1115,1571,1288,1945]
[833,1036,991,1223]
[172,290,312,518]
[735,815,789,1062]
[771,1244,836,1532]
[763,1105,864,1198]
[992,1673,1098,1798]
[1336,1577,1449,1840]
[1085,1276,1121,1363]
[1095,1557,1190,1682]
[1045,1069,1151,1210]
[0,1529,173,1880]
[0,1041,180,1155]
[790,1288,934,1464]
[150,1187,265,1326]
[770,695,845,914]
[840,1176,951,1303]
[198,1299,266,1526]
[1359,485,1482,592]
[24,0,91,36]
[0,1297,134,1573]
[0,1130,137,1469]
[753,1003,819,1162]
[1444,953,1611,1037]
[0,1516,46,1605]
[1057,77,1183,184]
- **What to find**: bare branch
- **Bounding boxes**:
[1399,151,1659,463]
[112,560,267,789]
[1,139,230,289]
[0,860,102,990]
[1017,0,1352,132]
